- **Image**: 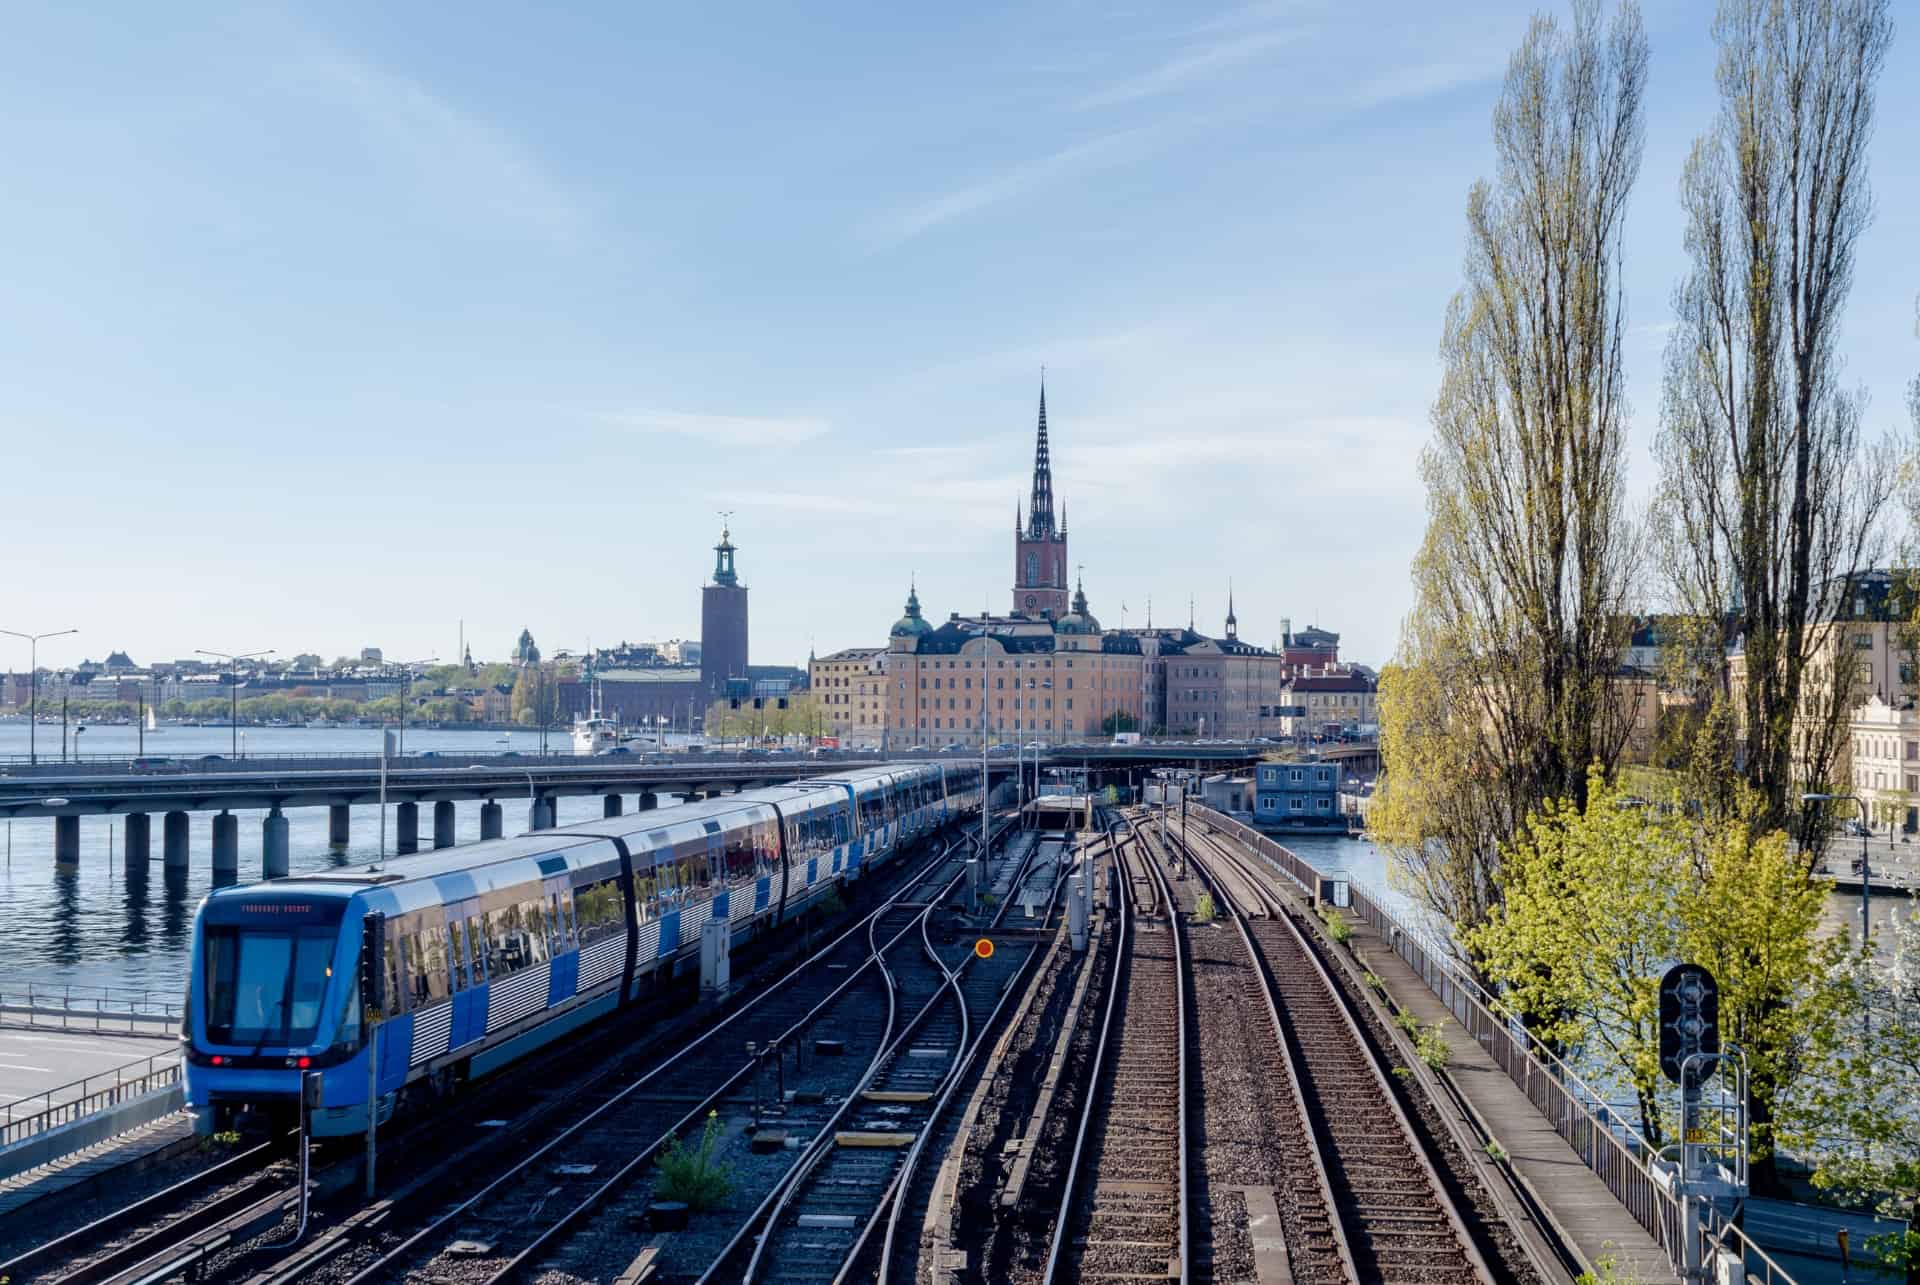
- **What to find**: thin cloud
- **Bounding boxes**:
[1075,28,1298,111]
[862,126,1162,250]
[1348,58,1499,111]
[290,50,586,241]
[607,410,830,446]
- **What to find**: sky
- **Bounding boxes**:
[3,1,1915,675]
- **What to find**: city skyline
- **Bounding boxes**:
[3,2,1915,674]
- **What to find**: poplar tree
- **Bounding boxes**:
[1376,0,1647,940]
[1653,0,1897,846]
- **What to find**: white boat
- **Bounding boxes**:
[145,708,163,735]
[495,732,513,743]
[571,714,620,756]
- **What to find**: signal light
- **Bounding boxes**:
[296,1056,311,1068]
[210,1055,225,1065]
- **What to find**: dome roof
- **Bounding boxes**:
[891,583,933,638]
[1055,580,1101,634]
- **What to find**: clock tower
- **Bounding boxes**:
[1013,382,1070,618]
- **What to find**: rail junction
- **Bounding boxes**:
[3,789,1782,1285]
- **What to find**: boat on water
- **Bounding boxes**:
[145,708,163,735]
[495,732,513,743]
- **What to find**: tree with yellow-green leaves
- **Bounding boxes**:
[703,693,824,742]
[1374,0,1648,943]
[1468,772,1851,1167]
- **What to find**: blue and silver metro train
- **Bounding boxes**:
[183,761,982,1137]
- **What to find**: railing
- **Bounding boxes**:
[0,1051,182,1151]
[1192,803,1802,1285]
[0,982,185,1035]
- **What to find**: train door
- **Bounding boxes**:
[543,873,578,1007]
[446,896,488,1050]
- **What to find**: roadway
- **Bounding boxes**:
[0,743,1279,819]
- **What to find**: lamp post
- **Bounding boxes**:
[1804,792,1873,948]
[195,648,274,757]
[390,658,438,758]
[1,628,78,766]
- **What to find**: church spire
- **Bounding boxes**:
[1225,580,1238,641]
[1027,377,1054,539]
[711,514,739,587]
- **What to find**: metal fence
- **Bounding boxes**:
[1192,804,1801,1285]
[0,1051,181,1151]
[0,982,184,1036]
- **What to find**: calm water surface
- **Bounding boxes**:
[0,724,657,995]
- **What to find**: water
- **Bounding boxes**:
[0,723,662,996]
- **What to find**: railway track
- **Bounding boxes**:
[1045,828,1189,1282]
[1172,818,1497,1285]
[334,839,983,1285]
[711,827,1057,1284]
[7,830,984,1285]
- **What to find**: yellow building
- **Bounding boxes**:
[807,647,888,748]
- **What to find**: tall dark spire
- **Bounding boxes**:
[1226,580,1238,641]
[1027,379,1054,539]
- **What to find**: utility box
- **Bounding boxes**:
[1068,857,1090,952]
[1315,877,1350,909]
[700,917,731,997]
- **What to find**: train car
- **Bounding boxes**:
[183,766,965,1138]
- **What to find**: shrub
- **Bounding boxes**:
[1192,892,1216,924]
[1319,906,1352,944]
[1415,1022,1451,1071]
[1485,1140,1508,1162]
[656,1111,734,1211]
[1394,1009,1422,1036]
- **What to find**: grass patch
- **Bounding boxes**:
[1192,891,1216,923]
[655,1111,734,1211]
[1319,905,1352,944]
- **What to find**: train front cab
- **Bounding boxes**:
[185,885,368,1137]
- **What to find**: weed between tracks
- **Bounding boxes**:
[656,1111,736,1211]
[1318,905,1352,943]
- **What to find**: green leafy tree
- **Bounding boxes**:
[1809,904,1920,1272]
[1100,710,1139,734]
[1470,772,1850,1160]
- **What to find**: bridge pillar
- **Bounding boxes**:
[163,811,190,871]
[328,804,350,848]
[396,802,419,854]
[125,813,151,870]
[639,793,657,811]
[528,796,554,831]
[479,800,503,840]
[54,815,79,867]
[211,812,238,879]
[263,809,290,879]
[603,794,623,818]
[433,801,456,849]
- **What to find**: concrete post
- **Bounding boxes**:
[328,804,350,848]
[479,800,504,840]
[263,808,290,879]
[433,800,456,849]
[639,792,658,811]
[163,811,190,871]
[603,794,623,818]
[529,796,553,831]
[125,813,151,869]
[396,802,419,855]
[54,815,80,867]
[212,812,238,879]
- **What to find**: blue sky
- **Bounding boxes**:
[4,1,1915,674]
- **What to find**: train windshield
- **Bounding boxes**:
[204,925,338,1046]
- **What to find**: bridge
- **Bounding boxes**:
[0,743,1279,877]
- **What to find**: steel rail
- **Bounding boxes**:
[1179,820,1498,1285]
[339,831,976,1285]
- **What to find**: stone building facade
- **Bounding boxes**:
[809,646,889,747]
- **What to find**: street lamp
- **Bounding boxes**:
[1804,792,1874,948]
[389,658,438,757]
[1,628,78,766]
[196,648,274,757]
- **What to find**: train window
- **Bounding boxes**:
[575,876,625,946]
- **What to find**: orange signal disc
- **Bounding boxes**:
[975,938,995,959]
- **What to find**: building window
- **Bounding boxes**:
[1290,797,1303,811]
[1856,633,1874,649]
